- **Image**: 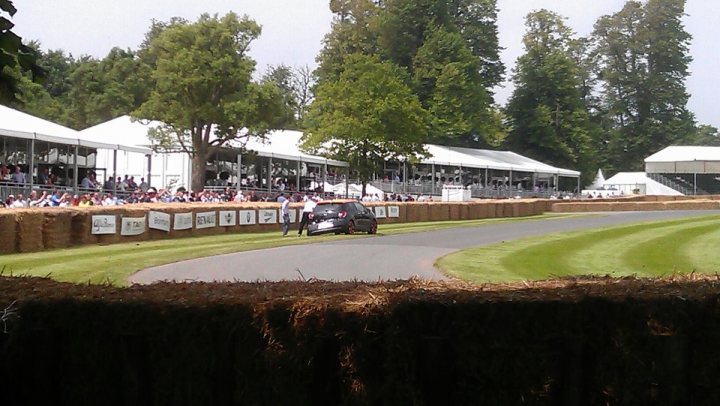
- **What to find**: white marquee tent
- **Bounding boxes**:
[645,146,720,174]
[603,172,683,196]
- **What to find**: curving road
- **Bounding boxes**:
[130,211,717,284]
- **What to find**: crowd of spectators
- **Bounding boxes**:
[0,186,342,209]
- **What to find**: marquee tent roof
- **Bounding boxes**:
[604,172,683,196]
[645,146,720,163]
[420,144,580,177]
[80,116,348,167]
[0,105,150,154]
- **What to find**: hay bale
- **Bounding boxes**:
[449,203,462,221]
[405,203,421,223]
[0,211,17,254]
[69,207,99,246]
[517,201,532,217]
[42,209,75,249]
[16,210,45,253]
[191,205,221,238]
[429,203,449,221]
[485,202,498,218]
[95,208,123,246]
[586,203,613,212]
[502,202,515,218]
[475,202,490,219]
[118,207,150,243]
[164,206,195,239]
[459,202,472,220]
[416,203,430,222]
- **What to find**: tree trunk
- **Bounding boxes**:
[191,153,207,192]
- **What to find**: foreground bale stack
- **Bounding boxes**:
[0,211,17,254]
[42,209,75,249]
[3,276,720,405]
[15,210,45,253]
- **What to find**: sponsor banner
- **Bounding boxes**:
[91,215,116,235]
[121,216,146,236]
[148,211,171,232]
[374,206,387,218]
[173,212,193,230]
[388,206,400,218]
[239,210,256,225]
[219,210,236,227]
[258,209,278,224]
[196,211,217,229]
[288,209,297,223]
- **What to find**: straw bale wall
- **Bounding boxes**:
[0,211,17,255]
[2,276,720,405]
[2,195,717,255]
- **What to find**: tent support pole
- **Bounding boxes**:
[577,176,581,196]
[323,162,328,195]
[29,138,35,190]
[73,144,79,192]
[147,154,152,188]
[431,163,436,197]
[236,153,242,191]
[296,160,301,193]
[112,149,117,195]
[267,157,273,192]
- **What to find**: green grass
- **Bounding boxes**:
[437,215,720,284]
[1,214,580,286]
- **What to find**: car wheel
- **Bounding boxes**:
[369,219,378,234]
[346,220,355,235]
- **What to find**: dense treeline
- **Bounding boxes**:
[6,0,720,184]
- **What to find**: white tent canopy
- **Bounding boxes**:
[81,116,348,167]
[420,144,580,177]
[645,146,720,174]
[590,169,605,189]
[604,172,683,196]
[0,105,150,154]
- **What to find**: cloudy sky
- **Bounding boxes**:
[13,0,720,128]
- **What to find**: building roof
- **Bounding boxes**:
[604,172,683,196]
[80,116,349,167]
[645,146,720,163]
[0,105,150,154]
[420,144,580,177]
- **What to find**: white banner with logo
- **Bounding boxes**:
[148,211,171,232]
[91,215,116,235]
[121,216,146,236]
[258,209,278,224]
[374,206,387,218]
[219,210,236,227]
[287,209,297,223]
[173,212,193,230]
[388,206,400,218]
[195,211,217,229]
[239,210,256,225]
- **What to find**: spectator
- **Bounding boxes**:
[11,165,26,184]
[139,177,149,192]
[80,172,97,189]
[280,194,291,237]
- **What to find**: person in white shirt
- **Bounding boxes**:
[297,195,317,236]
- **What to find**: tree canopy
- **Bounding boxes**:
[0,0,43,104]
[303,54,428,195]
[133,13,293,191]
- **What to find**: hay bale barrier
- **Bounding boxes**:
[3,196,720,254]
[15,210,45,253]
[0,211,17,254]
[3,276,720,404]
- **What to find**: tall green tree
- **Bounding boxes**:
[303,54,428,196]
[592,0,694,171]
[134,13,290,191]
[0,0,43,104]
[505,10,595,179]
[413,27,492,146]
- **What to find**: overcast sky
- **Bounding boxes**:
[13,0,720,128]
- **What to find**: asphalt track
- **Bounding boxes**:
[130,210,716,284]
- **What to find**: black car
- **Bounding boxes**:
[307,200,378,236]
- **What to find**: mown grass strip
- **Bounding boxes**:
[438,215,720,283]
[1,214,578,286]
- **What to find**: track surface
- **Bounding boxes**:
[130,211,715,284]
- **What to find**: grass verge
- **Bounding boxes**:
[437,214,720,284]
[1,214,580,286]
